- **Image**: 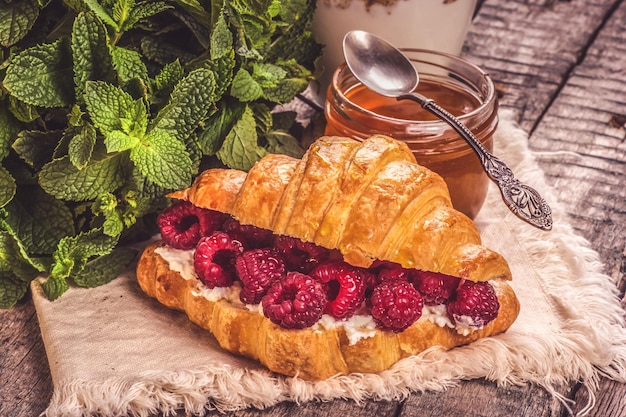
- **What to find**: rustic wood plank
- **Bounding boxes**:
[529,0,626,298]
[493,0,626,415]
[401,379,567,417]
[201,399,401,417]
[461,1,626,416]
[0,294,53,417]
[464,0,619,133]
[573,379,626,417]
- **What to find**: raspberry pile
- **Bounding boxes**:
[158,201,500,332]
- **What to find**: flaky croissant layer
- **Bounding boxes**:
[169,135,512,283]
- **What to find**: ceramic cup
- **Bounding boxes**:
[311,0,478,105]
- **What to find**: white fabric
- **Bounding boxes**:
[32,112,626,417]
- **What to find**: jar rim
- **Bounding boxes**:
[330,48,497,128]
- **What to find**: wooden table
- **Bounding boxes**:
[2,0,625,415]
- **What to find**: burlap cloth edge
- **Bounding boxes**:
[31,110,626,417]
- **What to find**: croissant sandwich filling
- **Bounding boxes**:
[136,135,520,379]
[154,204,502,336]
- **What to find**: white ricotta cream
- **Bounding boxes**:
[422,304,455,329]
[154,246,484,340]
[316,313,378,345]
[154,246,195,280]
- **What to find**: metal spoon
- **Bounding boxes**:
[342,30,552,231]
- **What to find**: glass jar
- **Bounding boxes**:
[324,49,498,219]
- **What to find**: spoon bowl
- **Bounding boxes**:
[342,30,552,231]
[343,30,418,97]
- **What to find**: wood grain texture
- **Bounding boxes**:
[3,0,626,416]
[0,294,53,417]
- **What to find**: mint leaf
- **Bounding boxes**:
[8,96,40,123]
[130,129,192,189]
[92,192,128,236]
[39,147,130,201]
[217,105,267,171]
[12,130,63,170]
[0,0,39,47]
[211,13,233,60]
[0,103,20,160]
[198,100,246,155]
[45,228,118,299]
[154,60,184,95]
[4,38,74,108]
[204,49,235,101]
[0,167,16,209]
[263,77,309,103]
[111,46,149,85]
[0,271,29,309]
[82,0,119,30]
[72,12,116,102]
[0,219,51,274]
[172,0,212,26]
[229,0,274,48]
[139,36,196,66]
[41,275,70,301]
[253,63,286,89]
[73,247,137,287]
[265,130,304,158]
[264,0,321,66]
[230,68,263,102]
[126,166,168,202]
[185,133,203,174]
[68,124,97,169]
[3,185,75,255]
[102,211,124,236]
[267,0,281,17]
[112,0,133,29]
[122,1,171,32]
[84,81,137,135]
[105,130,140,153]
[0,230,44,277]
[151,68,217,143]
[251,102,273,133]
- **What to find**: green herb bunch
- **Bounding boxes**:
[0,0,321,308]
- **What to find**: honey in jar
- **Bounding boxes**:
[324,49,498,219]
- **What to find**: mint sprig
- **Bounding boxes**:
[0,0,320,307]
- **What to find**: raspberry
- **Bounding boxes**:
[367,279,424,332]
[261,272,327,329]
[222,217,275,249]
[274,235,330,273]
[412,270,460,305]
[446,280,500,328]
[194,232,244,288]
[365,262,412,296]
[158,201,226,250]
[377,264,413,282]
[236,248,286,304]
[359,267,377,294]
[310,260,366,320]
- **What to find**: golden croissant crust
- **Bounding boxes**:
[169,135,512,282]
[136,241,520,380]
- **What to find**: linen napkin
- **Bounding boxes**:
[32,111,626,417]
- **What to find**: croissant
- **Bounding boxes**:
[136,134,520,380]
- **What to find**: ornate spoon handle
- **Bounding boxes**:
[398,93,553,231]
